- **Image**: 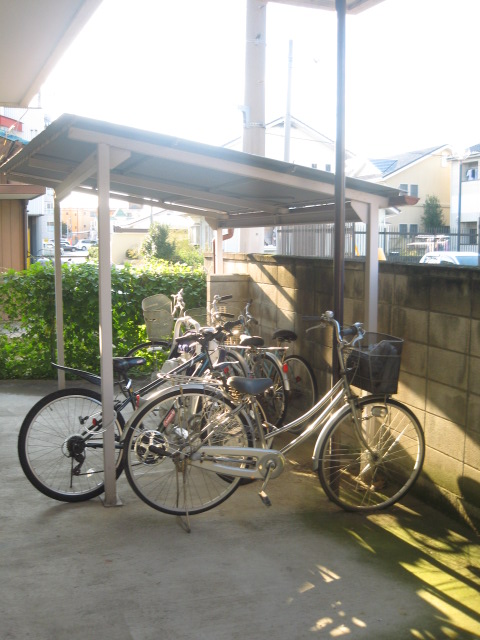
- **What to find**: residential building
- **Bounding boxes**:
[367,145,453,233]
[449,145,480,249]
[62,206,98,244]
[0,107,53,269]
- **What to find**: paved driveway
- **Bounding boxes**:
[1,380,480,640]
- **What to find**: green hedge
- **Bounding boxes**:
[0,261,206,379]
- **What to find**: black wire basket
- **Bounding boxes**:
[345,332,403,394]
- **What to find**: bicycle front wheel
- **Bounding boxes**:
[317,396,424,512]
[124,386,253,516]
[284,355,317,428]
[18,388,125,502]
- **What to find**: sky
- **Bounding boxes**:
[40,0,480,161]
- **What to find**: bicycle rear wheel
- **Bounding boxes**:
[317,396,424,512]
[252,353,287,427]
[220,348,249,378]
[124,386,253,516]
[125,340,171,380]
[284,355,317,428]
[18,388,125,502]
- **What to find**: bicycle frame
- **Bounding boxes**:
[53,331,231,428]
[176,315,377,484]
[211,296,290,391]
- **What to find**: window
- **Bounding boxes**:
[409,224,418,235]
[399,183,418,196]
[325,163,331,172]
[399,224,408,235]
[463,162,478,181]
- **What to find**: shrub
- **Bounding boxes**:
[0,261,206,379]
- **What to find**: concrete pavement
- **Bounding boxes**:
[1,380,480,640]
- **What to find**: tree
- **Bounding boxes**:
[141,223,176,261]
[421,195,445,230]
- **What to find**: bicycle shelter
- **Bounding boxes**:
[1,113,408,504]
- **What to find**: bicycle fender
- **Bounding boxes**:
[52,362,101,386]
[264,351,290,391]
[311,403,351,471]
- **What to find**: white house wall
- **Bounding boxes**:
[379,152,451,227]
[450,160,480,225]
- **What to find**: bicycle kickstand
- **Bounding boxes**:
[258,461,276,507]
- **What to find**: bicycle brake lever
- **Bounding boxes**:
[305,323,326,333]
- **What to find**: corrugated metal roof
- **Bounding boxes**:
[0,113,402,228]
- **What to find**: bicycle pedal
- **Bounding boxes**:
[259,490,272,507]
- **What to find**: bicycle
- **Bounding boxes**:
[233,300,318,427]
[125,291,237,379]
[212,298,318,427]
[211,297,289,427]
[121,311,425,524]
[17,317,244,503]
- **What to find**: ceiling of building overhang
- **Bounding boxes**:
[0,0,102,108]
[269,0,385,13]
[0,0,383,110]
[0,113,401,228]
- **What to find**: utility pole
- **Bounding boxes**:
[333,0,346,382]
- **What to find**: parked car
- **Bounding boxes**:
[74,239,98,251]
[43,239,73,253]
[419,251,480,266]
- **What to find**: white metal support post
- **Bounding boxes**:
[97,142,119,506]
[215,229,224,274]
[53,198,65,388]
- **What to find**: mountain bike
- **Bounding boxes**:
[122,311,425,527]
[17,318,243,503]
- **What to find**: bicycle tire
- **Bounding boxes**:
[252,352,287,428]
[125,340,171,379]
[18,388,125,502]
[317,396,424,512]
[124,385,253,516]
[283,355,317,429]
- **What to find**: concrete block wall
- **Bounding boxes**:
[207,253,480,531]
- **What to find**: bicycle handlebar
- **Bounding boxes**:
[212,294,233,303]
[304,312,364,345]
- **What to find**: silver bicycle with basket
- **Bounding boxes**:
[122,311,425,523]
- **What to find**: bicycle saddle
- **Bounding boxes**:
[113,356,147,374]
[227,375,273,396]
[239,335,264,347]
[272,329,297,342]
